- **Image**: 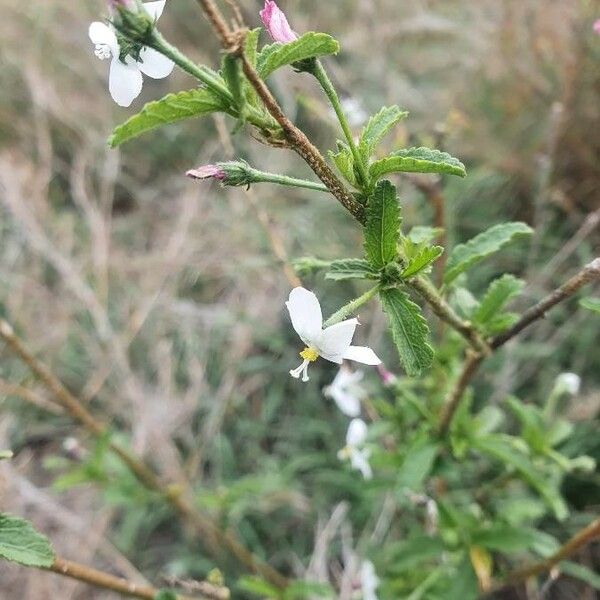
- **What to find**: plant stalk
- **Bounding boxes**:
[324,284,380,327]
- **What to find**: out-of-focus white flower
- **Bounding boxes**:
[286,287,381,383]
[323,367,366,417]
[340,97,368,128]
[360,560,380,600]
[338,419,372,480]
[89,1,174,107]
[556,372,581,395]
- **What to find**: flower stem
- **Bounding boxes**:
[324,284,380,327]
[247,168,329,192]
[308,60,370,190]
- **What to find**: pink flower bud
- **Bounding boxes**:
[260,1,297,44]
[186,165,226,181]
[594,19,600,34]
[377,364,397,386]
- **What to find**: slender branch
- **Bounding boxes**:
[45,556,223,600]
[409,276,490,354]
[490,517,600,593]
[243,167,329,192]
[437,257,600,435]
[196,0,233,46]
[491,257,600,349]
[323,284,380,327]
[0,320,288,590]
[307,60,370,189]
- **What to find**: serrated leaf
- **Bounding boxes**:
[326,258,380,281]
[472,435,568,520]
[580,297,600,314]
[444,222,533,284]
[473,274,524,326]
[257,32,340,78]
[358,105,408,160]
[0,513,54,567]
[328,144,356,186]
[401,246,444,279]
[380,288,434,376]
[364,180,400,268]
[108,88,228,147]
[370,146,466,181]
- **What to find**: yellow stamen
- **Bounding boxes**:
[300,347,319,362]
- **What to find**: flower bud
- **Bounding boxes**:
[594,19,600,34]
[555,372,581,396]
[186,161,254,187]
[260,1,297,44]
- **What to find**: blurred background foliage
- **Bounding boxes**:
[0,0,598,598]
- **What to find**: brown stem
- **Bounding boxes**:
[490,517,600,593]
[0,320,288,589]
[196,0,232,46]
[491,257,600,349]
[437,258,600,435]
[409,277,490,354]
[46,556,223,600]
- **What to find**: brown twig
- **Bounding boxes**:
[46,556,218,600]
[489,517,600,594]
[437,258,600,435]
[0,320,288,589]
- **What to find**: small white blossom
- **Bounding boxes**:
[89,1,174,107]
[323,367,366,417]
[360,560,380,600]
[338,418,372,480]
[286,287,381,383]
[556,372,581,395]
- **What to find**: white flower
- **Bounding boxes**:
[286,287,381,383]
[360,560,380,600]
[338,418,372,480]
[89,1,174,107]
[556,372,581,395]
[323,367,366,417]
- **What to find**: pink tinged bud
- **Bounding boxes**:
[377,364,397,386]
[260,0,297,44]
[186,165,226,181]
[594,19,600,34]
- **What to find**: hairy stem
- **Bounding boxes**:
[409,276,490,353]
[437,258,600,435]
[307,60,370,189]
[0,320,288,589]
[324,284,380,327]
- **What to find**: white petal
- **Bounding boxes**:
[89,21,119,54]
[109,58,143,107]
[137,46,174,78]
[143,0,166,20]
[343,345,381,365]
[350,448,372,480]
[286,287,323,345]
[347,418,368,446]
[361,561,380,599]
[318,319,358,359]
[331,389,361,417]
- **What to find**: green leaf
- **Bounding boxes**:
[388,535,446,573]
[325,258,380,281]
[284,581,334,599]
[407,226,443,245]
[370,147,466,181]
[358,105,408,160]
[401,246,444,279]
[444,222,533,284]
[396,439,439,490]
[471,524,550,553]
[0,513,54,567]
[257,32,340,78]
[560,561,600,590]
[108,88,227,147]
[237,575,281,598]
[472,435,568,520]
[154,592,177,600]
[473,274,524,326]
[328,144,356,186]
[444,556,478,600]
[292,256,331,276]
[245,28,261,67]
[380,288,434,376]
[580,297,600,314]
[364,180,400,268]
